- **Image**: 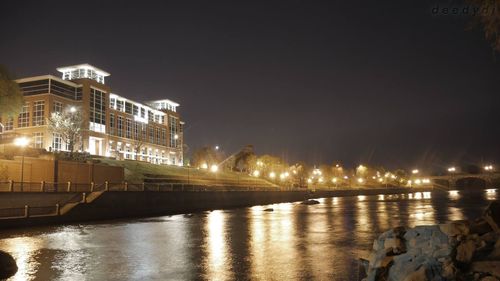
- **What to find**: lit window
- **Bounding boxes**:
[125,118,132,139]
[33,132,43,148]
[169,116,178,148]
[4,117,13,131]
[52,133,62,151]
[53,101,63,113]
[117,116,123,137]
[18,103,30,128]
[32,101,45,126]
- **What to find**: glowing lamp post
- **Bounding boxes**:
[484,165,494,171]
[210,164,219,173]
[14,136,30,191]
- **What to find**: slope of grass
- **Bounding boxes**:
[96,159,278,187]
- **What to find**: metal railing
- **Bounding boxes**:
[0,204,59,220]
[0,180,303,193]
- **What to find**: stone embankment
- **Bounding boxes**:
[362,201,500,281]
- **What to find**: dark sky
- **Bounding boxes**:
[1,0,499,170]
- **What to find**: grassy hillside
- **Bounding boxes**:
[96,159,279,188]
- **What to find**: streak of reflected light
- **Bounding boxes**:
[0,237,42,281]
[448,190,460,200]
[448,206,464,221]
[205,210,232,281]
[332,197,339,206]
[485,189,497,200]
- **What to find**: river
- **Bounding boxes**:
[0,188,498,281]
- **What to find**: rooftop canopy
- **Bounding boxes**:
[57,63,110,84]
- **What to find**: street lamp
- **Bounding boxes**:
[210,164,219,173]
[412,169,419,174]
[484,165,494,171]
[14,136,30,191]
[447,167,456,173]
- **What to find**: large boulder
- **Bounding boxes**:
[363,201,500,281]
[0,250,17,279]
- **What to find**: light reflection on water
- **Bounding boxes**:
[0,189,498,281]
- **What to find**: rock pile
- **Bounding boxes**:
[362,201,500,281]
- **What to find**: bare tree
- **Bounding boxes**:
[133,123,146,160]
[47,107,83,156]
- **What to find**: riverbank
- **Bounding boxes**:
[0,187,436,229]
[361,201,500,280]
[2,188,496,280]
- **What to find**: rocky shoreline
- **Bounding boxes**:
[361,201,500,281]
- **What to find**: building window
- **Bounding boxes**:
[133,122,139,140]
[141,108,146,118]
[148,111,154,123]
[18,103,30,128]
[124,145,131,159]
[109,113,115,135]
[133,105,138,116]
[110,97,116,109]
[161,128,166,146]
[53,101,63,113]
[117,116,123,137]
[32,101,45,126]
[33,132,44,148]
[149,127,154,143]
[142,124,147,142]
[116,100,124,112]
[4,117,13,131]
[125,102,133,114]
[169,116,178,147]
[126,118,132,139]
[156,127,161,144]
[90,88,106,133]
[52,133,62,151]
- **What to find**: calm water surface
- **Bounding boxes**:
[0,189,498,281]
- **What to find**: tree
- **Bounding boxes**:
[468,0,500,52]
[0,65,23,123]
[133,123,147,160]
[232,145,255,172]
[192,146,220,168]
[47,107,83,155]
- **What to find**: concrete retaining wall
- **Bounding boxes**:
[0,157,123,184]
[0,187,434,229]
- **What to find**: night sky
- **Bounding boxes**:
[1,0,499,170]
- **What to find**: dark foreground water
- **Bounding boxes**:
[0,189,498,281]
